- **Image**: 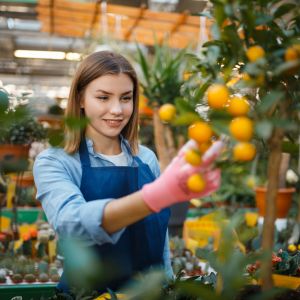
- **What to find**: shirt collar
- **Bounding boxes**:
[85,135,134,166]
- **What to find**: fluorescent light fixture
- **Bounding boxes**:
[14,50,82,61]
[14,50,65,60]
[65,52,81,61]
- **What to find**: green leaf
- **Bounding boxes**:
[255,120,273,139]
[172,112,201,126]
[0,89,9,111]
[255,14,273,25]
[175,98,195,113]
[209,109,232,121]
[65,116,90,130]
[272,119,298,131]
[211,120,230,136]
[47,129,64,147]
[136,45,150,85]
[274,3,297,19]
[273,60,300,76]
[257,90,284,113]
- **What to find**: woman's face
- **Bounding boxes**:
[82,73,134,142]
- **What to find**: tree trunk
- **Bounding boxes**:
[261,127,284,290]
[152,104,170,171]
[165,125,177,159]
[278,153,290,188]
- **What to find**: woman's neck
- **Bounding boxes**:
[86,135,122,155]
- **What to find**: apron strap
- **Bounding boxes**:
[79,139,91,167]
[133,156,144,166]
[133,156,156,183]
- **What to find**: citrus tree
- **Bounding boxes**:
[175,0,300,290]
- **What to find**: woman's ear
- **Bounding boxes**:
[80,99,84,109]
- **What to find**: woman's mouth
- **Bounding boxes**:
[104,119,123,127]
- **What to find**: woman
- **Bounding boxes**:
[33,51,222,294]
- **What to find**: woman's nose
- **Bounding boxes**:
[110,99,122,114]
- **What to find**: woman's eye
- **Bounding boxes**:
[121,96,132,102]
[97,96,108,101]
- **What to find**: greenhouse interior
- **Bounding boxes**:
[0,0,300,299]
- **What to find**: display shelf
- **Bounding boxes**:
[0,282,56,300]
[1,207,47,224]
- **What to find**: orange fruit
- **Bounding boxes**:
[285,45,300,61]
[246,46,265,62]
[221,19,235,28]
[158,103,176,122]
[288,244,297,252]
[284,45,300,75]
[233,142,256,161]
[183,72,192,81]
[226,77,240,87]
[187,174,206,193]
[185,149,202,166]
[238,28,245,40]
[255,25,268,30]
[188,121,213,144]
[229,117,254,141]
[245,175,257,189]
[207,84,229,109]
[242,73,251,81]
[227,96,250,116]
[198,141,212,154]
[245,212,258,227]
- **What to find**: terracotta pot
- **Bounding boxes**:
[0,144,29,161]
[255,187,295,218]
[11,172,34,188]
[0,144,30,173]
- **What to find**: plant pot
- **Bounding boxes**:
[0,144,30,172]
[37,114,63,129]
[0,144,29,160]
[272,274,300,290]
[11,172,34,188]
[255,187,295,218]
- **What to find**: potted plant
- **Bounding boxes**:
[37,96,65,130]
[135,44,190,170]
[254,152,297,219]
[0,87,47,173]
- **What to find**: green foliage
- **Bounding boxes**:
[1,117,46,145]
[187,0,300,144]
[208,161,256,207]
[275,250,300,276]
[136,44,187,106]
[0,88,47,145]
[48,104,64,115]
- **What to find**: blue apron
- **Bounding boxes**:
[58,140,170,293]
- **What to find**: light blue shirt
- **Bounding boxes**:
[33,137,173,278]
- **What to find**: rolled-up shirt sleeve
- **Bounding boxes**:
[33,151,125,246]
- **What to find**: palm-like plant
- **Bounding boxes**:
[136,44,188,170]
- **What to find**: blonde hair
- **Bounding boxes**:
[64,51,139,154]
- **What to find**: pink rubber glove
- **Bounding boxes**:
[141,140,224,212]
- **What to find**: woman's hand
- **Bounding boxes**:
[141,140,223,212]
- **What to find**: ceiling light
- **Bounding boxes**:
[14,50,66,60]
[65,52,81,61]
